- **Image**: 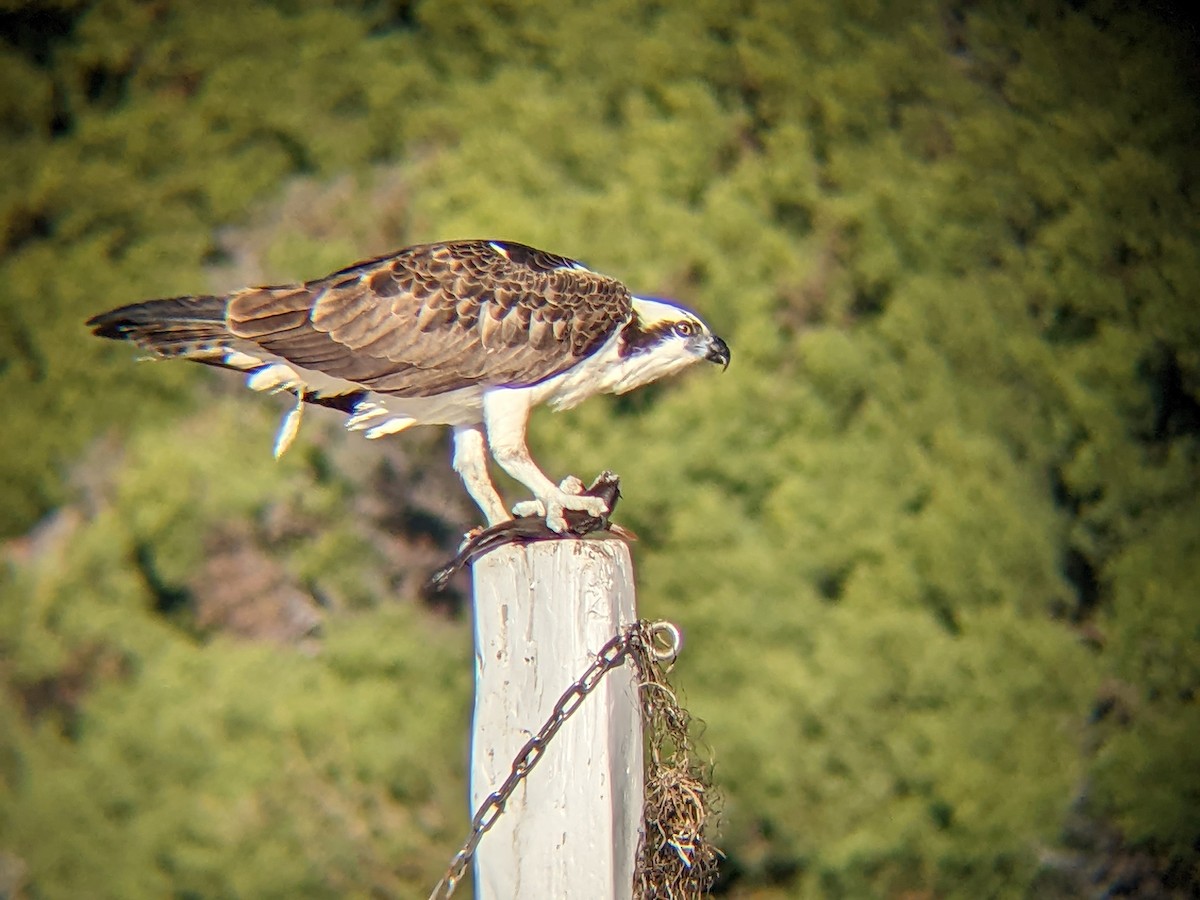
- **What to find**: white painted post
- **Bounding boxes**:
[470,538,642,900]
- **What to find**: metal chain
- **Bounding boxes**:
[428,625,645,900]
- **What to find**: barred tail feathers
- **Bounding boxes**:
[87,295,230,358]
[86,293,372,459]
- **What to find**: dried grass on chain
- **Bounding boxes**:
[429,621,720,899]
[630,623,721,898]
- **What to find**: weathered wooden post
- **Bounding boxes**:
[470,538,643,899]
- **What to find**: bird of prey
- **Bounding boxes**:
[88,239,730,532]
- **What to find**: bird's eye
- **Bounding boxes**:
[674,321,696,337]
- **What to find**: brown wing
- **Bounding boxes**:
[225,240,632,397]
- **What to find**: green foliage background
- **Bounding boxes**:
[2,0,1198,896]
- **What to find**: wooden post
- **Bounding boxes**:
[470,538,642,899]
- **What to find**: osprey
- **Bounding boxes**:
[88,239,730,532]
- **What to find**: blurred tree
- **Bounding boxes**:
[0,0,1196,896]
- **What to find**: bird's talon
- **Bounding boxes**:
[558,475,586,495]
[512,499,545,518]
[513,489,609,533]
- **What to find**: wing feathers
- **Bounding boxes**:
[236,308,309,337]
[499,308,525,345]
[366,267,403,298]
[479,305,504,349]
[326,299,394,350]
[417,303,455,332]
[529,314,556,350]
[310,285,370,331]
[96,240,634,397]
[229,287,309,319]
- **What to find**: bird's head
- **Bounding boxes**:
[612,296,730,393]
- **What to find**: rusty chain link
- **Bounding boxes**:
[428,622,662,900]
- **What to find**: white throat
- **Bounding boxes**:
[535,320,700,411]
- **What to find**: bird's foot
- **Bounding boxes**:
[512,476,608,533]
[558,475,587,495]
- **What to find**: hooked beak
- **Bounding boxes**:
[704,335,730,370]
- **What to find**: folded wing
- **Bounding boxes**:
[227,240,633,397]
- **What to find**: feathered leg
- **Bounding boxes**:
[482,389,607,533]
[452,423,510,526]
